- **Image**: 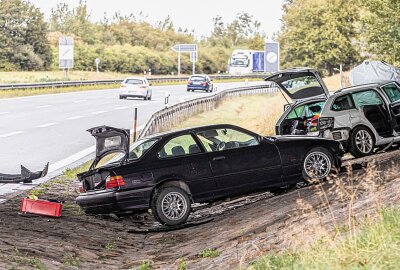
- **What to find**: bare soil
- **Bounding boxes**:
[1,150,400,270]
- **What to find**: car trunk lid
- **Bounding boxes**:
[265,68,330,102]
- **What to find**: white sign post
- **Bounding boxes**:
[190,51,198,75]
[95,58,100,73]
[171,44,198,76]
[59,37,74,78]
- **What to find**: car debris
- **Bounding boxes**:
[20,197,62,218]
[0,163,49,184]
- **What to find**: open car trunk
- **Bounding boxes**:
[0,163,49,183]
[77,126,130,191]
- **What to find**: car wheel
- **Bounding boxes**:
[349,126,375,158]
[148,95,152,100]
[151,186,191,226]
[302,147,335,182]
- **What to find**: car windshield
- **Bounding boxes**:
[125,79,143,85]
[231,57,249,67]
[190,76,206,81]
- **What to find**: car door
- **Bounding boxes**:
[381,82,400,133]
[155,133,216,202]
[195,127,282,197]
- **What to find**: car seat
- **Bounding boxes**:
[171,146,185,156]
[188,144,201,154]
[362,105,391,137]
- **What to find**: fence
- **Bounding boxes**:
[138,84,278,139]
[0,74,267,91]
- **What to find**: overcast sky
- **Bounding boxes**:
[29,0,285,38]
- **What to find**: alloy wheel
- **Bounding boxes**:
[355,130,373,154]
[304,151,331,179]
[161,192,188,221]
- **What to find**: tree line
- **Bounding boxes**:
[0,0,398,75]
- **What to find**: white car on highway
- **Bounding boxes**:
[119,77,152,100]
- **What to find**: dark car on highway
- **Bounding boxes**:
[187,74,214,92]
[76,124,343,226]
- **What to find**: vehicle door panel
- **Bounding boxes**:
[381,83,400,132]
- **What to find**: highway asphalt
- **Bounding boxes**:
[0,81,263,174]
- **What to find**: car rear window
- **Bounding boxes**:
[125,79,143,85]
[281,76,321,95]
[331,95,355,111]
[190,76,206,82]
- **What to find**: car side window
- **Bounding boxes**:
[286,101,324,119]
[331,95,355,111]
[196,128,259,152]
[158,134,201,158]
[352,90,383,109]
[382,83,400,103]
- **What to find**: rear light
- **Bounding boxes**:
[188,81,193,85]
[318,117,335,131]
[139,85,147,89]
[79,183,85,193]
[201,82,208,86]
[106,176,126,189]
[120,84,127,88]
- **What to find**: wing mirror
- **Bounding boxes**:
[284,104,292,112]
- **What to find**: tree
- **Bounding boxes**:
[0,0,52,70]
[278,0,361,75]
[362,0,400,65]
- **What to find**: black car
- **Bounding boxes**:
[76,124,343,226]
[187,74,214,92]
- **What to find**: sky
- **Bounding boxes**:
[29,0,285,38]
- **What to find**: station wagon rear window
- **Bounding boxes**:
[190,76,206,81]
[281,76,321,96]
[125,79,143,84]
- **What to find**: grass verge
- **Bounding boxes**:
[250,207,400,270]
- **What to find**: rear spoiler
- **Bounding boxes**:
[0,163,49,183]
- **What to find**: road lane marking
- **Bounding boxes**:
[114,106,130,110]
[36,122,56,128]
[66,115,84,120]
[0,131,23,138]
[73,99,87,103]
[0,112,10,115]
[36,105,52,109]
[91,110,107,115]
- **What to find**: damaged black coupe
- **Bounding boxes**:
[76,125,343,226]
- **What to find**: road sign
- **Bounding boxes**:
[59,37,74,69]
[171,44,197,52]
[265,42,279,73]
[190,51,198,63]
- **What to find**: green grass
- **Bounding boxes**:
[250,208,400,270]
[198,248,221,258]
[137,261,152,270]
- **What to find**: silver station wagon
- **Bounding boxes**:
[266,68,400,158]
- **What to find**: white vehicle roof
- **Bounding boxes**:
[123,77,146,81]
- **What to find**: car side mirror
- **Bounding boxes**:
[284,104,292,111]
[149,83,153,86]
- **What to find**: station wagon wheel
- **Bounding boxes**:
[302,147,334,182]
[349,126,375,158]
[151,186,191,226]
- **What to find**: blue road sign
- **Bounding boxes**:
[252,52,265,72]
[265,42,280,73]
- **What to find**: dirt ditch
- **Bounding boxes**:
[1,151,400,269]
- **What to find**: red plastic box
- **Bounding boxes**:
[20,198,62,217]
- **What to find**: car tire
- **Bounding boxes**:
[148,95,152,100]
[349,126,375,158]
[302,147,335,183]
[151,186,191,226]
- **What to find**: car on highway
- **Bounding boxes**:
[119,77,152,100]
[187,74,214,92]
[76,124,343,226]
[267,68,400,157]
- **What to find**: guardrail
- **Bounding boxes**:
[0,74,267,91]
[138,84,278,139]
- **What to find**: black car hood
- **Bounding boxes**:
[88,126,130,168]
[0,163,49,183]
[265,68,330,102]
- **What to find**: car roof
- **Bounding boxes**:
[333,83,381,94]
[142,124,252,140]
[124,77,146,81]
[190,74,208,77]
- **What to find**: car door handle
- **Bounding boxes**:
[212,156,225,161]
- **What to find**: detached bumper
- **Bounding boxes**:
[76,187,153,214]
